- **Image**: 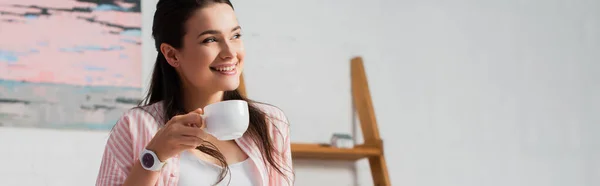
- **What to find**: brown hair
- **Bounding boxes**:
[140,0,292,185]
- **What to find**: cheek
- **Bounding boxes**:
[179,47,216,80]
[237,44,246,64]
[237,51,245,64]
[182,46,215,68]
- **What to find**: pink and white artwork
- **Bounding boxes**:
[0,0,142,130]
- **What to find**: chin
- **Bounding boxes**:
[219,80,240,92]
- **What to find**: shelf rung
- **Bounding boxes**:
[291,143,382,161]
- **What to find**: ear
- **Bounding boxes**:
[160,43,180,67]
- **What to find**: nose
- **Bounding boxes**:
[218,41,236,60]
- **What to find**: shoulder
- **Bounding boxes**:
[252,102,289,127]
[251,102,290,138]
[109,102,164,144]
[118,101,163,126]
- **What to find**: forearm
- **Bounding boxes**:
[122,160,162,186]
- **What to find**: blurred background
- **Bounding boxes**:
[0,0,599,185]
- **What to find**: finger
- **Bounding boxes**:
[172,112,202,125]
[184,118,204,128]
[196,115,206,129]
[190,108,204,115]
[177,135,204,147]
[184,111,205,128]
[190,108,205,128]
[178,144,197,150]
[179,127,206,138]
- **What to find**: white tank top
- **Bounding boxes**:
[178,151,260,186]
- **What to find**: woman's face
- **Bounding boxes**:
[162,3,244,93]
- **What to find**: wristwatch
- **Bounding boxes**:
[139,148,166,172]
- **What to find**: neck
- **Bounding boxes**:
[182,87,223,112]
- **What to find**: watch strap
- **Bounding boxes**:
[140,149,166,172]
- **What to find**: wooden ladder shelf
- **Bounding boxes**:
[238,57,391,186]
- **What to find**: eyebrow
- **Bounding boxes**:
[197,26,242,38]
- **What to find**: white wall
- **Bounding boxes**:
[2,0,599,186]
[373,1,600,186]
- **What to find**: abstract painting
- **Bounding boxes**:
[0,0,142,130]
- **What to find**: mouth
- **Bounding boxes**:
[209,62,238,75]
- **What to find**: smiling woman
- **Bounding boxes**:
[95,0,294,186]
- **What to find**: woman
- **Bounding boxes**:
[95,0,294,185]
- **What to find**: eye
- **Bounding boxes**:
[202,37,217,43]
[232,33,242,39]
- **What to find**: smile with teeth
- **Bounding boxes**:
[211,63,237,72]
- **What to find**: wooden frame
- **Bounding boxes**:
[238,57,390,186]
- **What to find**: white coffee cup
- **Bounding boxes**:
[201,100,250,141]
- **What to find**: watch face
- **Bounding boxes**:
[142,153,155,168]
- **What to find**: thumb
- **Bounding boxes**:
[190,108,206,128]
[191,108,204,115]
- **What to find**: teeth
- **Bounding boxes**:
[215,65,235,71]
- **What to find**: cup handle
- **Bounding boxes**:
[199,114,212,135]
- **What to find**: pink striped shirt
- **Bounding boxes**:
[96,101,293,186]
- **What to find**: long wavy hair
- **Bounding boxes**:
[139,0,292,185]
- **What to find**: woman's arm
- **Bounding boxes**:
[95,111,161,186]
[96,109,205,186]
[272,106,295,185]
[281,123,294,185]
[121,162,162,186]
[96,147,161,186]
